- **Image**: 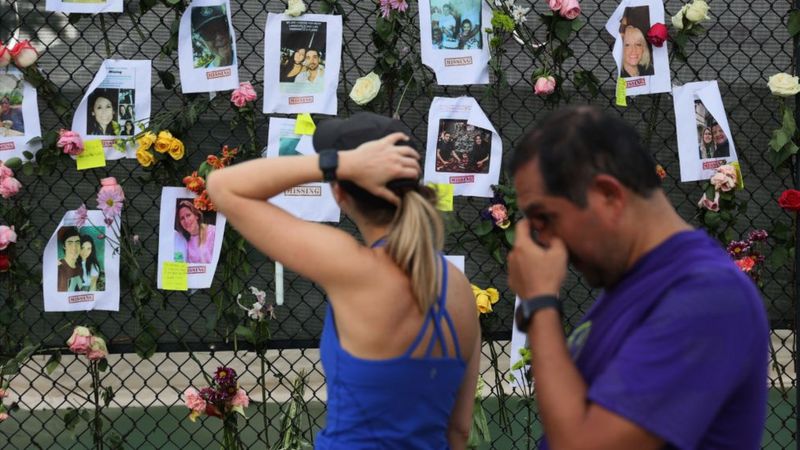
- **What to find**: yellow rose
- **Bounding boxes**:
[285,0,307,17]
[136,148,154,167]
[670,5,687,30]
[472,285,500,315]
[168,138,185,160]
[349,72,382,106]
[137,131,156,150]
[768,73,800,97]
[684,0,709,23]
[154,131,173,154]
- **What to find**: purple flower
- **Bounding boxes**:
[726,240,750,258]
[748,229,768,242]
[74,204,88,228]
[97,188,124,219]
[213,366,237,386]
[379,0,408,17]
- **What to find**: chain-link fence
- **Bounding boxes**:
[0,0,796,448]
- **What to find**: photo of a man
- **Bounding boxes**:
[191,5,235,69]
[279,20,327,94]
[434,119,492,173]
[0,73,25,135]
[430,0,482,50]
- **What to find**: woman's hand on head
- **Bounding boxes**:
[339,132,421,205]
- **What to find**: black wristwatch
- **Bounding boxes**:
[319,149,339,182]
[515,295,561,333]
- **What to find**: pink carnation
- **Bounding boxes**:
[559,0,581,20]
[379,0,408,17]
[0,225,17,250]
[231,82,257,108]
[0,161,13,179]
[230,389,249,407]
[57,129,83,156]
[0,176,21,198]
[534,76,556,96]
[184,387,207,412]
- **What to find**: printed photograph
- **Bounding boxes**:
[63,0,107,3]
[174,198,218,264]
[695,99,730,159]
[618,6,654,78]
[56,226,106,293]
[0,73,25,136]
[86,88,120,136]
[430,0,482,50]
[278,136,302,157]
[191,5,234,69]
[279,20,327,94]
[434,119,492,173]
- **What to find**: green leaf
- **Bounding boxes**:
[3,157,21,169]
[45,352,61,375]
[770,128,790,152]
[766,246,789,269]
[571,19,585,32]
[789,10,800,37]
[703,211,721,229]
[157,70,176,90]
[235,325,256,344]
[474,220,494,237]
[102,386,115,407]
[782,105,797,133]
[553,20,573,41]
[22,163,34,176]
[0,360,19,376]
[63,408,80,431]
[134,328,157,360]
[97,358,109,372]
[504,227,516,246]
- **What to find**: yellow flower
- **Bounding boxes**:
[154,131,173,154]
[137,131,157,150]
[168,138,185,160]
[472,284,500,315]
[136,148,154,167]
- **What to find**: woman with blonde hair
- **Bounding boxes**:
[621,25,654,78]
[207,113,480,449]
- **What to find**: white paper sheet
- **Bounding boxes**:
[423,97,501,197]
[45,0,123,14]
[418,0,491,85]
[262,13,342,115]
[43,210,120,312]
[179,0,240,94]
[72,59,152,160]
[444,255,465,274]
[508,295,528,389]
[0,67,41,162]
[673,80,739,182]
[157,187,227,290]
[263,118,341,222]
[606,0,671,96]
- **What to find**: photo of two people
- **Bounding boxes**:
[0,73,25,136]
[429,0,482,50]
[695,99,730,160]
[56,226,105,293]
[278,21,327,94]
[434,119,491,174]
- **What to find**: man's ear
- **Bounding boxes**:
[589,174,626,218]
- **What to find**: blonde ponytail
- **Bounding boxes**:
[385,189,444,312]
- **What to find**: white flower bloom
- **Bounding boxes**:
[284,0,307,17]
[511,5,530,24]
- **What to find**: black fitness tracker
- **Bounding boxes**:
[319,149,339,182]
[515,295,562,333]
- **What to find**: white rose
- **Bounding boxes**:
[284,0,307,17]
[671,5,688,30]
[685,0,710,23]
[349,72,382,106]
[768,73,800,97]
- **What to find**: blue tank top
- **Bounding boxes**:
[316,253,467,449]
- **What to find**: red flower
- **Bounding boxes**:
[778,189,800,212]
[182,171,205,194]
[205,403,223,419]
[647,23,668,47]
[194,191,215,212]
[0,252,9,272]
[655,164,667,181]
[735,256,756,273]
[206,155,224,170]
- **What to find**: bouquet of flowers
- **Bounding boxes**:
[184,366,249,450]
[726,229,768,285]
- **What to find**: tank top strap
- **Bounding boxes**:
[429,255,463,360]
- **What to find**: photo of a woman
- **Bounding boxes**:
[621,25,653,78]
[174,200,216,264]
[123,120,135,136]
[698,126,716,159]
[86,88,118,136]
[79,234,101,292]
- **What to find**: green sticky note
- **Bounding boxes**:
[428,183,454,211]
[294,113,316,135]
[731,161,745,190]
[76,139,107,170]
[615,77,627,107]
[162,262,188,291]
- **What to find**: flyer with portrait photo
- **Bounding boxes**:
[179,0,239,94]
[43,209,120,312]
[263,118,340,222]
[419,0,491,85]
[605,0,671,96]
[72,59,152,160]
[423,97,501,197]
[673,80,739,182]
[0,67,41,162]
[263,13,343,115]
[157,187,227,290]
[45,0,123,14]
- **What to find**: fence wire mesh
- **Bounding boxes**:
[0,0,796,448]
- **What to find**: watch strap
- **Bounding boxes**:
[515,295,561,333]
[319,149,338,182]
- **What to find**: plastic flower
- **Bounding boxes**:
[472,284,500,315]
[0,225,16,251]
[97,185,124,219]
[231,82,257,108]
[183,171,205,194]
[154,131,173,154]
[57,129,83,156]
[168,137,185,160]
[67,326,93,355]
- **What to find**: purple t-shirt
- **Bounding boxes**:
[541,230,769,450]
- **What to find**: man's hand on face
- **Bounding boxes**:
[508,219,569,299]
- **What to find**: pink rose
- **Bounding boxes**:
[0,412,8,422]
[697,192,720,212]
[184,387,207,412]
[717,164,737,180]
[9,40,38,68]
[488,204,508,223]
[231,82,257,108]
[0,44,10,67]
[67,326,93,355]
[99,177,125,201]
[57,129,83,156]
[0,225,17,250]
[548,0,563,11]
[87,336,108,361]
[0,161,13,179]
[559,0,581,20]
[534,76,556,96]
[0,176,21,198]
[230,388,249,408]
[710,172,736,192]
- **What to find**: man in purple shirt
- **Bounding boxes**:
[508,106,768,449]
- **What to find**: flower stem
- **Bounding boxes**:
[259,352,270,447]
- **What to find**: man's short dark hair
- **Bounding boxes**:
[510,105,660,207]
[58,226,80,246]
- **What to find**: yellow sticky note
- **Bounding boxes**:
[294,113,316,135]
[615,77,627,107]
[731,162,745,190]
[76,139,107,170]
[428,183,454,211]
[162,262,188,291]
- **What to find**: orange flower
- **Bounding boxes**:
[183,171,205,194]
[655,164,666,181]
[735,256,756,273]
[206,155,224,169]
[193,191,215,212]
